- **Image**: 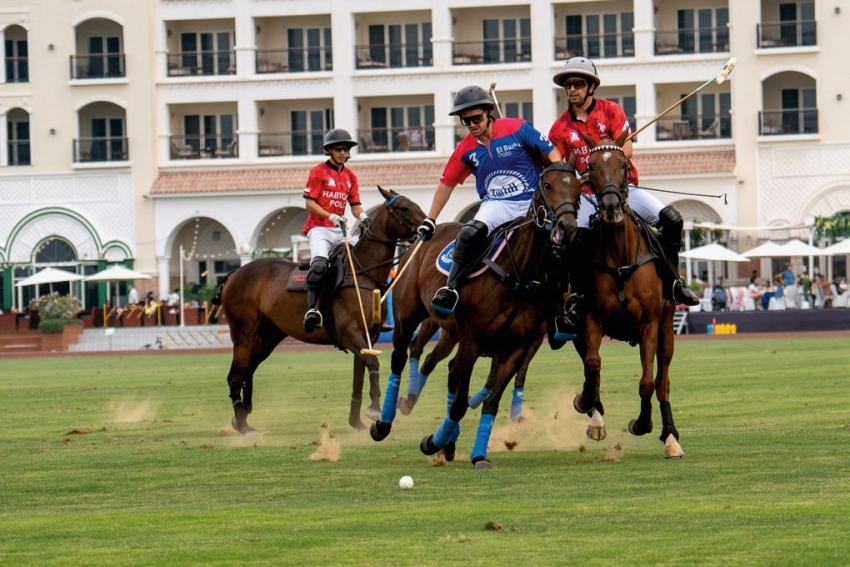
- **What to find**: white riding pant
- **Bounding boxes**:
[474,198,533,233]
[577,185,664,229]
[307,226,344,260]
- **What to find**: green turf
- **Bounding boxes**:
[1,337,848,566]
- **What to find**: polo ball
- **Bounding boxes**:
[399,475,414,490]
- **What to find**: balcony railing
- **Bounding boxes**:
[170,135,239,159]
[655,115,731,141]
[256,47,333,74]
[554,32,635,60]
[354,43,433,69]
[167,51,236,77]
[759,109,818,136]
[359,127,434,154]
[452,39,531,65]
[757,20,816,48]
[655,27,730,55]
[70,53,126,80]
[7,140,31,166]
[258,132,325,157]
[73,137,129,163]
[5,56,29,82]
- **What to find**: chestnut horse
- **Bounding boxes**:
[217,186,425,434]
[572,131,684,458]
[371,160,581,469]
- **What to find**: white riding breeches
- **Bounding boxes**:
[474,198,533,233]
[577,185,664,229]
[307,226,344,260]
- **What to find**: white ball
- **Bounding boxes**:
[399,475,414,490]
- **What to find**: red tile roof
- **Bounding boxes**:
[149,151,735,195]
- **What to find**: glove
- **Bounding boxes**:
[417,218,436,241]
[358,212,371,227]
[328,214,344,226]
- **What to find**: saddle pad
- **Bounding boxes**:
[435,234,509,277]
[286,267,309,291]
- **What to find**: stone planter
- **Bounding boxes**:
[40,324,83,352]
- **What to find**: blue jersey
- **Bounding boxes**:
[441,117,555,202]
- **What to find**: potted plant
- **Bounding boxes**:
[29,293,84,351]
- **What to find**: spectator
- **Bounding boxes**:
[128,285,139,305]
[780,262,795,287]
[760,276,779,311]
[711,278,728,311]
[748,276,765,308]
[817,274,833,307]
[831,275,845,297]
[167,288,180,306]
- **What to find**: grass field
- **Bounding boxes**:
[1,336,848,566]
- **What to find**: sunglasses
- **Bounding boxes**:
[459,113,487,127]
[563,79,588,90]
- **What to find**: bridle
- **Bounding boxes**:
[587,144,630,209]
[362,194,419,246]
[532,162,579,230]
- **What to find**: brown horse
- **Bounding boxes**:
[572,131,684,458]
[370,160,581,468]
[217,186,425,434]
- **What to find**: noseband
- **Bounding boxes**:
[533,162,579,230]
[588,144,630,206]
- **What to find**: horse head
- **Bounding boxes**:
[581,130,631,224]
[532,152,581,247]
[371,186,427,242]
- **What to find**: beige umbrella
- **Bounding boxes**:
[84,265,151,307]
[15,267,84,287]
[681,243,750,262]
[780,239,822,257]
[822,239,850,256]
[741,241,786,257]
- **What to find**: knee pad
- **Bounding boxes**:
[453,220,489,262]
[306,257,329,286]
[658,205,683,233]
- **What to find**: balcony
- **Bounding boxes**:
[554,32,634,60]
[452,39,531,66]
[358,127,433,154]
[355,43,432,70]
[5,56,29,83]
[167,51,235,77]
[655,27,729,55]
[7,140,31,166]
[758,109,818,136]
[256,47,332,74]
[73,137,129,163]
[655,115,731,141]
[70,53,126,80]
[757,20,816,48]
[257,132,324,157]
[170,135,239,160]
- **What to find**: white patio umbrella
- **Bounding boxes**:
[821,238,850,256]
[84,265,151,307]
[741,240,786,257]
[780,239,822,257]
[681,242,750,262]
[15,267,85,287]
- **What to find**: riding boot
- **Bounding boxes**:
[431,220,488,317]
[303,257,328,332]
[657,206,700,307]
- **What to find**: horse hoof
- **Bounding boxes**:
[397,396,416,416]
[370,421,392,442]
[365,407,381,422]
[663,434,685,458]
[511,414,525,424]
[573,394,590,414]
[628,418,652,436]
[441,442,456,462]
[231,416,257,436]
[586,425,607,441]
[472,456,493,470]
[348,417,367,431]
[420,435,440,456]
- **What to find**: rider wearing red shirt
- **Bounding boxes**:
[549,56,700,310]
[301,128,369,332]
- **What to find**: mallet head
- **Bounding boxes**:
[715,57,737,84]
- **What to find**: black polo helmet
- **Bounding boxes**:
[322,128,358,151]
[449,86,494,116]
[552,56,601,88]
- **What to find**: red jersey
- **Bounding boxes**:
[549,98,639,193]
[301,161,361,233]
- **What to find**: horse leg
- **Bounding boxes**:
[420,342,475,458]
[509,337,542,422]
[628,321,659,437]
[349,356,368,430]
[656,309,684,458]
[399,322,453,416]
[228,319,285,435]
[470,350,525,469]
[365,354,382,422]
[574,317,607,440]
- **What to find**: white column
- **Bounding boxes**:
[0,29,6,83]
[530,1,558,130]
[157,255,171,301]
[237,98,258,161]
[0,110,8,167]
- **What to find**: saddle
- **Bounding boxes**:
[285,245,348,292]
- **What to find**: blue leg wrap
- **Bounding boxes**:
[446,392,460,442]
[433,417,460,448]
[407,358,421,397]
[471,413,496,462]
[380,373,401,424]
[468,386,490,409]
[511,388,525,421]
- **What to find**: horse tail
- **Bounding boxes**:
[210,270,235,305]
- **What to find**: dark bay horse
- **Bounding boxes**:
[572,131,684,458]
[371,160,581,469]
[217,186,425,434]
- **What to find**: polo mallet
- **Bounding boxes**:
[341,222,381,356]
[380,239,424,304]
[626,57,737,143]
[488,82,503,118]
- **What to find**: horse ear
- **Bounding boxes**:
[615,129,630,148]
[567,151,577,167]
[377,185,394,201]
[578,131,596,148]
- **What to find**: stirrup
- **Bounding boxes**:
[303,308,323,333]
[553,314,577,342]
[431,287,459,317]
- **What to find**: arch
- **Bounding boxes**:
[101,240,133,262]
[71,11,126,28]
[75,96,127,112]
[672,198,724,225]
[801,181,850,220]
[6,207,103,263]
[251,206,308,251]
[160,210,243,259]
[759,66,817,82]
